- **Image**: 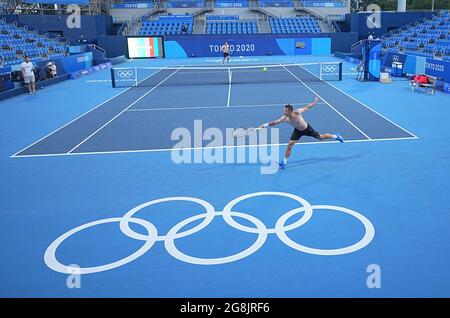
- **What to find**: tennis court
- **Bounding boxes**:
[1,55,450,297]
[13,62,414,157]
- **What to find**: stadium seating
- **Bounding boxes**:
[269,16,321,34]
[0,19,67,68]
[139,15,194,36]
[206,15,258,35]
[382,10,450,61]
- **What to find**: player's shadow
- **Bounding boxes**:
[194,162,257,171]
[193,155,361,171]
[286,155,361,168]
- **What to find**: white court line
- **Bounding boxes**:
[67,66,184,154]
[125,102,328,112]
[86,80,111,83]
[280,64,372,140]
[227,69,232,107]
[11,136,418,159]
[11,67,169,158]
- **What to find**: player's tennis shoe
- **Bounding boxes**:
[336,132,344,143]
[278,162,286,169]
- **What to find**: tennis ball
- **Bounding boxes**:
[262,67,268,71]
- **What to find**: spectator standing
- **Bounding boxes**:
[20,56,36,94]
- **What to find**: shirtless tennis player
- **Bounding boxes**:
[258,97,344,169]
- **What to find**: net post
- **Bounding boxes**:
[134,67,138,87]
[110,68,116,88]
[338,62,343,81]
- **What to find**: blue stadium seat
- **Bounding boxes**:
[382,10,450,59]
[139,15,194,36]
[0,20,67,67]
[205,15,258,35]
[269,16,321,34]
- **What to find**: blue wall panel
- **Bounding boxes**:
[164,41,190,58]
[110,3,154,9]
[164,34,332,58]
[97,36,127,58]
[381,52,448,79]
[98,33,357,58]
[215,1,249,7]
[311,38,331,54]
[330,32,358,53]
[425,59,450,83]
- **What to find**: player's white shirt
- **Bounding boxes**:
[21,61,34,77]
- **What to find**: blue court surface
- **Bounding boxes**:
[1,55,449,297]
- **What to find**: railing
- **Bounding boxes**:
[350,39,364,51]
[326,14,345,21]
[192,1,214,17]
[88,44,107,59]
[332,20,340,32]
[142,1,168,20]
[433,47,446,60]
[380,16,434,41]
[116,22,128,35]
[249,0,277,18]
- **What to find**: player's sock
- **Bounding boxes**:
[283,157,288,165]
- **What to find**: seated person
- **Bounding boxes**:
[412,74,428,85]
[38,66,48,81]
[410,73,435,94]
[47,62,57,78]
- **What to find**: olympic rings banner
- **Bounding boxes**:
[382,52,428,76]
[44,192,375,275]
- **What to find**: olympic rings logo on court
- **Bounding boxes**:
[44,192,375,275]
[322,65,337,73]
[117,70,134,78]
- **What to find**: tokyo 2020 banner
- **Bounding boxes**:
[163,35,331,58]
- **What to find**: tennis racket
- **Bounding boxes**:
[232,127,263,138]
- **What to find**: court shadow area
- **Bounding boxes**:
[286,155,362,168]
[192,154,361,172]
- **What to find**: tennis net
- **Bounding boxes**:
[110,62,342,88]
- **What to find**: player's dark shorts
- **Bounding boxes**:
[290,124,321,141]
[223,52,230,58]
